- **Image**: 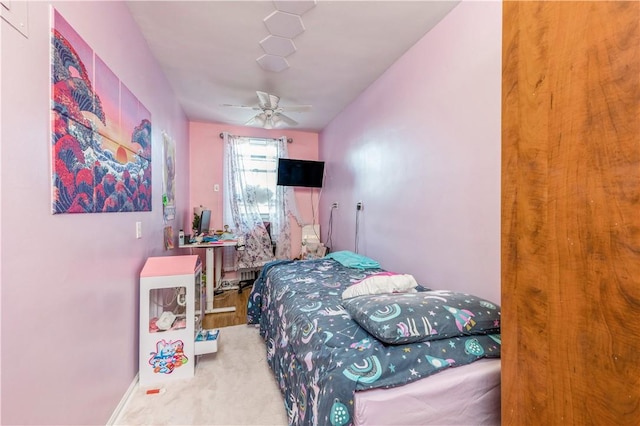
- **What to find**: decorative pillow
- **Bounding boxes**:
[342,290,500,344]
[324,250,381,269]
[342,272,418,300]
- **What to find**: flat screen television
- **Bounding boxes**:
[277,158,325,188]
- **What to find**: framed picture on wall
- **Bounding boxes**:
[50,8,152,214]
[162,131,176,222]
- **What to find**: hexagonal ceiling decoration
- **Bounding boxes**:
[256,54,290,73]
[263,10,305,38]
[260,35,296,57]
[273,0,317,16]
[257,1,317,73]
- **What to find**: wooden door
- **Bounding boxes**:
[502,1,640,424]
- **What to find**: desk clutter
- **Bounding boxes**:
[176,228,240,314]
[180,206,236,244]
[179,230,237,246]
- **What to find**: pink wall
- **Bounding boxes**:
[188,122,319,259]
[319,1,502,303]
[1,2,190,424]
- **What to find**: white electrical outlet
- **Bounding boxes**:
[332,202,339,209]
[214,184,219,192]
[136,221,142,239]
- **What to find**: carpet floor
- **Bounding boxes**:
[115,324,288,425]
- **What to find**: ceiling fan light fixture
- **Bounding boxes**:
[223,91,308,129]
[254,113,267,127]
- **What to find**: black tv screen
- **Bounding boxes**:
[277,158,325,188]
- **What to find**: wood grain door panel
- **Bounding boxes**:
[502,1,640,424]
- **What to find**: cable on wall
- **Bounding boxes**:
[310,185,326,240]
[326,204,336,251]
[354,202,363,254]
[354,211,359,253]
[310,190,321,240]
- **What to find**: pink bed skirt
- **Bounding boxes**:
[354,358,501,425]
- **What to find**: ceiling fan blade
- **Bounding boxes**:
[256,91,273,109]
[244,116,259,126]
[221,103,261,110]
[280,105,312,113]
[275,113,298,127]
[269,93,280,108]
[245,112,267,127]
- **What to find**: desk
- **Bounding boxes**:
[179,240,237,314]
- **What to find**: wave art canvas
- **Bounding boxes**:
[50,8,152,214]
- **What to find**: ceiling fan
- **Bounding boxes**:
[222,91,311,129]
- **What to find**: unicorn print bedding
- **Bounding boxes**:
[247,257,501,426]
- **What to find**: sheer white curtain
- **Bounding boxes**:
[269,136,303,259]
[222,133,273,269]
[222,133,301,265]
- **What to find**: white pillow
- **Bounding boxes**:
[342,272,418,300]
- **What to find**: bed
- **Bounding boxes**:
[247,255,501,426]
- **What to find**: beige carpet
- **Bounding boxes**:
[115,325,288,425]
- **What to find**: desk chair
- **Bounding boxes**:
[238,221,275,294]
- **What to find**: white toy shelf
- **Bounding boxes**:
[139,255,218,386]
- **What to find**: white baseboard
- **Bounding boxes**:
[106,373,139,425]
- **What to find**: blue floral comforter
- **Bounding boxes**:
[247,258,501,426]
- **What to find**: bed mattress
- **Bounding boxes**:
[248,259,502,426]
[354,358,501,425]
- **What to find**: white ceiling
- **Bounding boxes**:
[126,1,460,132]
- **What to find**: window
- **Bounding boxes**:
[234,138,277,221]
[224,133,301,261]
